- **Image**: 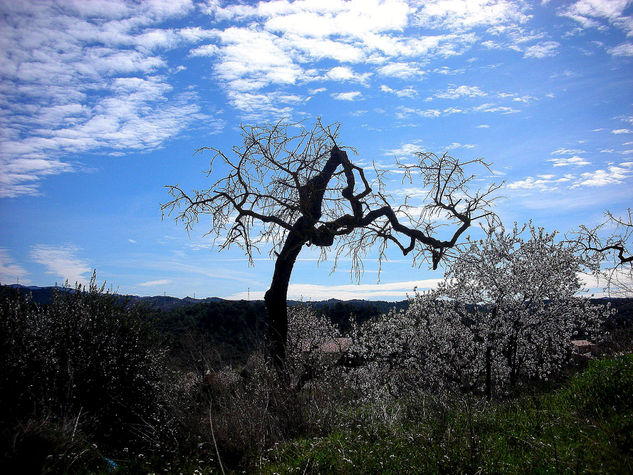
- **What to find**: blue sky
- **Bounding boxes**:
[0,0,632,300]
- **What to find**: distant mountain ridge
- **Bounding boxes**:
[0,283,408,312]
[2,283,226,311]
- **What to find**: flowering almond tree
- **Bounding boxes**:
[352,223,610,398]
[162,120,499,367]
[440,223,610,397]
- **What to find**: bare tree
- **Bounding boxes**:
[162,120,500,367]
[570,208,633,296]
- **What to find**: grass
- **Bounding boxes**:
[258,354,633,474]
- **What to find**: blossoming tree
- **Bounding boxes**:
[352,223,610,398]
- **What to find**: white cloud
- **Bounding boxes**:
[472,103,520,114]
[380,84,417,98]
[0,248,30,285]
[445,142,477,150]
[138,279,172,287]
[228,279,443,301]
[506,174,574,191]
[331,91,362,101]
[547,155,591,166]
[551,147,586,155]
[435,85,487,99]
[608,42,633,56]
[385,142,425,157]
[189,43,219,57]
[572,162,633,187]
[523,40,559,58]
[433,66,465,75]
[560,0,633,34]
[612,128,633,134]
[193,0,521,117]
[396,107,442,119]
[378,62,426,78]
[325,66,371,84]
[0,0,221,197]
[30,245,91,285]
[414,0,531,31]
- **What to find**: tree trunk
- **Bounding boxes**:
[485,346,492,400]
[264,230,305,369]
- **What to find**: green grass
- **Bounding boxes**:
[258,354,633,474]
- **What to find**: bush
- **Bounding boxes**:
[567,353,633,417]
[0,275,169,468]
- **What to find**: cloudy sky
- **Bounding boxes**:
[0,0,632,300]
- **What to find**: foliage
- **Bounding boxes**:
[260,354,633,474]
[286,305,344,387]
[0,275,170,469]
[351,223,611,398]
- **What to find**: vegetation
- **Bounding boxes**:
[163,120,500,365]
[1,212,632,473]
[261,354,633,474]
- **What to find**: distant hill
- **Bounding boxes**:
[1,284,226,311]
[1,283,408,314]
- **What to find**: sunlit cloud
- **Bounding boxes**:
[572,162,633,187]
[559,0,633,35]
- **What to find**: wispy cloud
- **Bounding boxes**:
[325,66,371,84]
[195,0,546,119]
[559,0,633,36]
[385,142,425,158]
[332,91,362,101]
[30,245,91,285]
[0,248,30,285]
[508,161,633,191]
[547,155,591,167]
[507,174,574,192]
[138,279,172,287]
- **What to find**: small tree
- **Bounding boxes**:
[163,120,499,366]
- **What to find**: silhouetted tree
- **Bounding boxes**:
[163,120,500,367]
[570,208,633,296]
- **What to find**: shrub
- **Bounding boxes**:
[0,274,169,467]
